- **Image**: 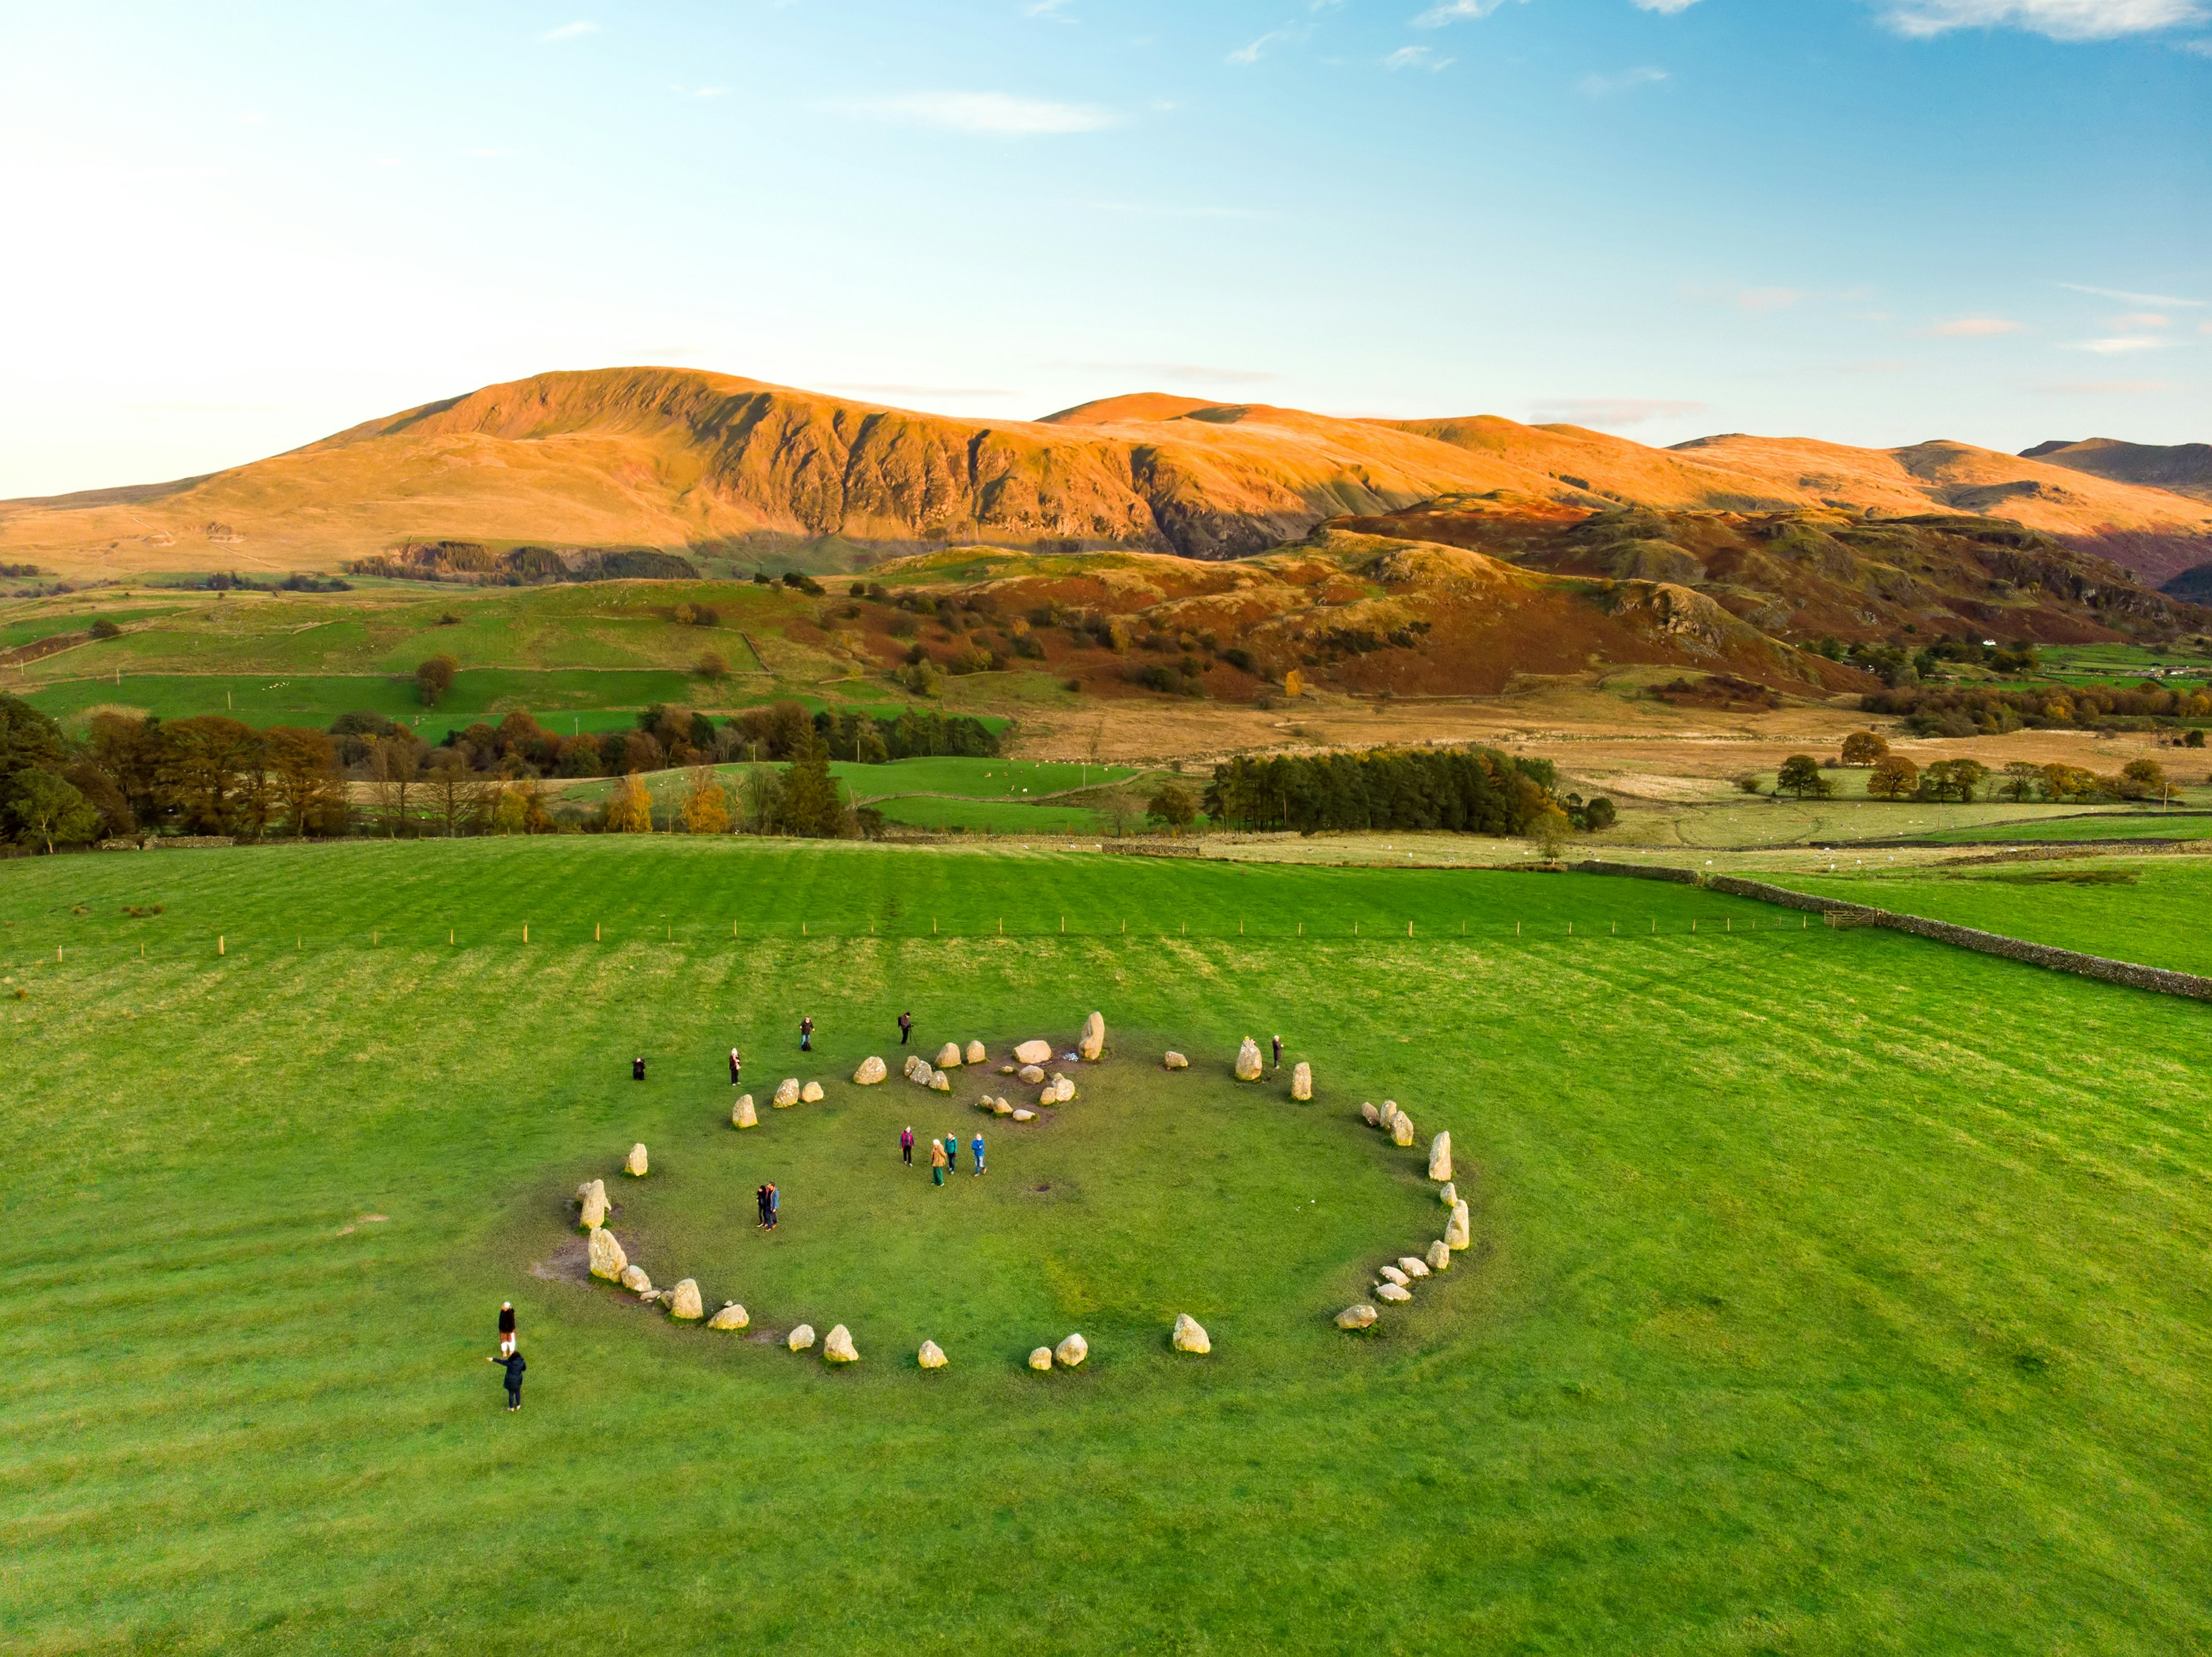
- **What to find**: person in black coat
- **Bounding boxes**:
[729,1046,743,1085]
[898,1011,912,1046]
[799,1015,813,1053]
[498,1300,516,1358]
[487,1346,527,1410]
[632,1056,646,1081]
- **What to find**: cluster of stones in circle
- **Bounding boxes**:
[571,1018,1470,1367]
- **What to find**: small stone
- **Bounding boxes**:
[708,1302,750,1330]
[1054,1333,1089,1368]
[935,1042,964,1069]
[788,1323,816,1352]
[992,1099,1013,1116]
[1012,1109,1036,1122]
[1171,1314,1210,1354]
[1378,1264,1411,1288]
[1392,1113,1415,1148]
[853,1056,888,1085]
[1426,1240,1451,1272]
[1078,1012,1105,1062]
[578,1178,608,1229]
[772,1077,801,1109]
[1014,1039,1053,1066]
[998,1064,1017,1076]
[929,1069,952,1092]
[918,1340,948,1369]
[588,1226,628,1281]
[1164,1051,1189,1070]
[1437,1182,1457,1208]
[1017,1064,1045,1086]
[619,1264,652,1294]
[733,1094,757,1129]
[1028,1346,1054,1371]
[1375,1281,1412,1303]
[1234,1038,1263,1081]
[1397,1256,1431,1280]
[1361,1102,1380,1126]
[1336,1303,1378,1330]
[964,1041,986,1065]
[800,1080,824,1103]
[1446,1200,1471,1251]
[823,1324,859,1364]
[669,1279,704,1320]
[1291,1061,1312,1102]
[624,1143,649,1177]
[1428,1132,1453,1183]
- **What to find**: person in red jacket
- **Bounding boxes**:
[900,1125,915,1166]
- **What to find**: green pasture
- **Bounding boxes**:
[1918,812,2212,844]
[3,841,2209,1652]
[555,758,1136,835]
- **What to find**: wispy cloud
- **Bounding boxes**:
[1229,23,1309,64]
[2059,281,2206,307]
[1631,0,1705,10]
[2033,379,2177,393]
[1385,45,1455,69]
[1918,316,2025,336]
[1531,397,1705,426]
[539,20,598,43]
[2067,335,2174,353]
[2109,311,2170,328]
[1580,66,1668,95]
[1414,0,1528,26]
[827,92,1116,134]
[1876,1,2211,41]
[1025,0,1075,15]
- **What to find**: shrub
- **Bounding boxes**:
[415,653,459,708]
[89,618,122,640]
[698,652,729,680]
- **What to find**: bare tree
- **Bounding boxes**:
[366,736,422,838]
[422,749,487,837]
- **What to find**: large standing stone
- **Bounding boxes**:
[588,1227,628,1281]
[823,1324,859,1364]
[708,1302,750,1330]
[619,1264,652,1294]
[1425,1240,1451,1273]
[1017,1064,1046,1086]
[772,1077,801,1109]
[578,1179,608,1229]
[853,1056,887,1085]
[1397,1256,1431,1280]
[733,1094,757,1129]
[1429,1132,1453,1183]
[1171,1314,1210,1355]
[669,1279,704,1320]
[918,1340,948,1370]
[1164,1051,1189,1070]
[1392,1113,1415,1148]
[1446,1200,1471,1251]
[1361,1102,1380,1126]
[787,1323,816,1352]
[1375,1281,1412,1303]
[1014,1039,1053,1066]
[800,1081,824,1103]
[935,1042,964,1069]
[1028,1346,1054,1371]
[624,1143,649,1177]
[1234,1038,1263,1081]
[964,1041,986,1065]
[1078,1012,1105,1062]
[1336,1304,1378,1330]
[1378,1264,1411,1288]
[1054,1333,1089,1368]
[1291,1062,1312,1101]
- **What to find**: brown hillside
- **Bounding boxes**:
[2019,438,2212,502]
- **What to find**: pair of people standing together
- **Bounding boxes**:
[755,1183,779,1229]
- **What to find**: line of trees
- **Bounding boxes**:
[1202,746,1584,836]
[1863,683,2212,737]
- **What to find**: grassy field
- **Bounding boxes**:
[4,841,2210,1653]
[554,758,1142,834]
[1918,813,2212,844]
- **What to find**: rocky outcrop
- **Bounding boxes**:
[853,1056,887,1085]
[1428,1132,1452,1183]
[1054,1333,1089,1368]
[708,1302,750,1330]
[824,1324,859,1364]
[918,1340,948,1369]
[1014,1039,1053,1066]
[1171,1314,1210,1355]
[1234,1038,1263,1081]
[772,1078,801,1109]
[669,1279,704,1320]
[588,1227,628,1282]
[1336,1303,1378,1330]
[624,1143,649,1177]
[1078,1013,1105,1062]
[1291,1061,1312,1101]
[787,1324,816,1352]
[733,1094,757,1128]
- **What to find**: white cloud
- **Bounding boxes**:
[1580,65,1669,94]
[1414,0,1527,27]
[2059,281,2205,307]
[1385,45,1455,68]
[1918,316,2025,336]
[1876,1,2210,41]
[1025,0,1075,15]
[1531,397,1705,426]
[1230,24,1312,63]
[1631,0,1704,10]
[2067,335,2172,352]
[827,92,1116,134]
[539,20,598,43]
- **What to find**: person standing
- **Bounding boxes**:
[971,1133,985,1176]
[943,1133,960,1174]
[498,1300,516,1359]
[1271,1034,1282,1070]
[756,1184,769,1228]
[487,1345,526,1412]
[897,1011,912,1047]
[632,1056,646,1081]
[901,1125,915,1166]
[766,1183,779,1231]
[799,1015,813,1053]
[729,1046,743,1085]
[930,1136,948,1186]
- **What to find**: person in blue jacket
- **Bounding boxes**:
[971,1133,986,1176]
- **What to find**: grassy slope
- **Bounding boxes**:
[3,843,2209,1654]
[1923,814,2212,844]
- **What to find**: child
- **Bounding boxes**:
[488,1345,526,1411]
[498,1300,516,1359]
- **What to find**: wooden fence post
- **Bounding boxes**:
[218,936,225,956]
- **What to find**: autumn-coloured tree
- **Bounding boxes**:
[1776,754,1832,799]
[1868,755,1919,800]
[157,716,266,834]
[421,747,486,837]
[682,766,731,835]
[266,726,345,837]
[1839,730,1889,767]
[2001,761,2041,803]
[606,773,654,833]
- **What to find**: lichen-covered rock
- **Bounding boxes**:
[853,1056,887,1085]
[1078,1012,1105,1062]
[1361,1102,1380,1126]
[1378,1264,1411,1288]
[1391,1113,1415,1148]
[1012,1109,1037,1123]
[1446,1200,1471,1251]
[669,1279,704,1320]
[1428,1132,1453,1183]
[935,1042,963,1069]
[787,1324,816,1352]
[929,1069,952,1092]
[708,1302,750,1330]
[1336,1303,1378,1330]
[1234,1038,1263,1081]
[624,1143,649,1177]
[1437,1181,1457,1208]
[800,1080,824,1104]
[1054,1333,1089,1368]
[1425,1240,1451,1273]
[1171,1314,1209,1354]
[918,1340,948,1370]
[1014,1039,1053,1066]
[588,1226,628,1281]
[733,1094,757,1129]
[1164,1051,1189,1070]
[1028,1346,1054,1371]
[1397,1256,1431,1280]
[823,1324,859,1364]
[1375,1281,1412,1303]
[772,1077,801,1109]
[1017,1064,1046,1085]
[619,1264,652,1294]
[904,1054,928,1083]
[993,1098,1014,1116]
[578,1179,608,1229]
[1291,1061,1312,1101]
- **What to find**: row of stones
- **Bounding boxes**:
[1335,1115,1469,1329]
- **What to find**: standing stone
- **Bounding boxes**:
[929,1070,952,1092]
[1361,1103,1380,1126]
[1171,1314,1210,1355]
[1028,1346,1054,1371]
[1378,1264,1411,1288]
[800,1081,824,1103]
[1425,1240,1451,1273]
[624,1143,649,1177]
[964,1041,987,1065]
[787,1324,816,1352]
[935,1042,963,1069]
[1054,1333,1089,1368]
[1336,1303,1378,1330]
[1014,1039,1053,1066]
[619,1264,652,1294]
[1446,1200,1471,1251]
[823,1324,859,1364]
[772,1077,801,1109]
[918,1340,948,1370]
[1234,1038,1263,1081]
[1437,1181,1457,1208]
[1429,1132,1453,1183]
[588,1227,628,1281]
[993,1099,1014,1116]
[1291,1062,1312,1102]
[853,1056,888,1085]
[1375,1281,1412,1303]
[1391,1113,1415,1149]
[1017,1064,1046,1086]
[904,1054,927,1083]
[669,1279,704,1320]
[1164,1051,1189,1070]
[1078,1012,1105,1062]
[1397,1256,1431,1280]
[733,1094,757,1129]
[578,1179,608,1229]
[708,1302,750,1330]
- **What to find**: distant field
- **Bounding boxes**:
[1921,813,2212,844]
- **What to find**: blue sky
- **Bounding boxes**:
[1,0,2205,495]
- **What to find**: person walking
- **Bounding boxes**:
[897,1011,912,1047]
[498,1300,517,1359]
[929,1136,948,1186]
[971,1133,985,1176]
[799,1015,813,1053]
[944,1133,960,1174]
[632,1056,646,1081]
[901,1126,915,1166]
[766,1183,779,1231]
[1271,1034,1282,1070]
[487,1345,526,1412]
[729,1046,742,1085]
